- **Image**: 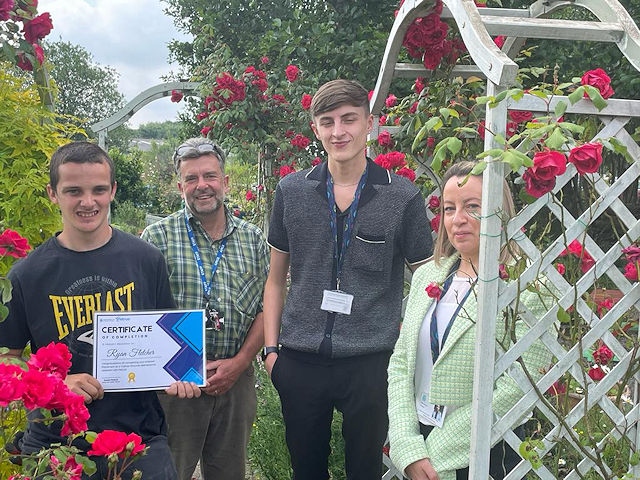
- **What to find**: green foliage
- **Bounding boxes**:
[111,201,147,235]
[110,148,150,211]
[44,41,126,132]
[136,121,185,140]
[248,362,346,479]
[0,63,84,253]
[139,141,183,215]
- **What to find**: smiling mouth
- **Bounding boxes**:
[77,211,98,218]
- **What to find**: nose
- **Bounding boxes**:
[452,208,468,224]
[332,121,345,137]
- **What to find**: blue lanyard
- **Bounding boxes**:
[326,167,368,288]
[184,212,227,301]
[430,273,475,363]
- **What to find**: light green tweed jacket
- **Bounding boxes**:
[388,255,552,479]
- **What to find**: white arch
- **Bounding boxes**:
[89,81,201,149]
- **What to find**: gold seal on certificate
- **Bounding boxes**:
[93,310,206,392]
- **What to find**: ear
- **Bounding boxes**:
[46,184,58,204]
[110,181,117,202]
[224,174,230,194]
[310,120,320,140]
[367,114,373,133]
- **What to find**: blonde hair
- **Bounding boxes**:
[433,161,518,265]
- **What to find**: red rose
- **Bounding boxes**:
[530,148,567,181]
[33,43,44,65]
[22,12,53,43]
[508,110,532,123]
[547,380,567,396]
[522,169,556,198]
[623,245,640,262]
[581,68,614,99]
[0,228,31,258]
[396,167,416,182]
[374,151,406,170]
[311,157,322,166]
[596,298,614,317]
[0,0,14,21]
[245,190,256,202]
[477,121,486,140]
[555,263,566,275]
[593,343,614,365]
[414,77,425,93]
[425,282,442,299]
[566,240,583,256]
[21,369,56,409]
[279,164,296,178]
[498,264,509,280]
[27,342,72,379]
[428,195,440,210]
[377,131,394,148]
[587,365,606,381]
[568,143,603,175]
[291,133,310,150]
[285,64,300,82]
[200,126,211,137]
[301,93,312,110]
[261,56,269,64]
[170,90,183,103]
[379,115,387,126]
[430,214,440,233]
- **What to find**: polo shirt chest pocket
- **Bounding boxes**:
[349,232,387,272]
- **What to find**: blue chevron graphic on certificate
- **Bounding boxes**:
[93,309,206,392]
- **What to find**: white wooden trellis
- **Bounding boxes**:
[371,0,640,478]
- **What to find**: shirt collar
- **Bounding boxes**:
[184,204,237,239]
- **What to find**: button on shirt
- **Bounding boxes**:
[142,206,269,360]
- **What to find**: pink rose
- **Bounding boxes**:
[22,12,53,43]
[377,131,394,148]
[581,68,614,99]
[385,94,398,108]
[88,430,146,458]
[261,56,269,64]
[568,143,603,174]
[555,263,566,275]
[285,64,300,82]
[27,342,72,379]
[498,264,509,280]
[624,261,638,281]
[494,35,506,49]
[0,363,25,406]
[301,93,312,110]
[60,392,90,436]
[425,282,442,299]
[623,245,640,262]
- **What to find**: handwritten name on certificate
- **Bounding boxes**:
[93,310,206,392]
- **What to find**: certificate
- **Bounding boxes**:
[93,310,207,392]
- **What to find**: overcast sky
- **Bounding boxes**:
[39,0,191,128]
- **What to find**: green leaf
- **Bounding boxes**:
[475,96,491,105]
[554,100,568,118]
[0,303,8,322]
[568,87,584,105]
[477,148,505,159]
[557,308,571,324]
[0,277,12,303]
[470,162,487,176]
[425,116,443,132]
[447,137,462,156]
[411,124,429,152]
[544,127,567,150]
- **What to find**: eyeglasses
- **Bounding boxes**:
[173,143,226,170]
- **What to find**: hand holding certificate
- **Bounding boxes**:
[93,310,206,392]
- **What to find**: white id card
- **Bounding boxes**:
[321,289,354,315]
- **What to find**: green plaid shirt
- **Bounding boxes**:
[141,206,269,359]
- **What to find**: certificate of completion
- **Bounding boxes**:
[93,310,206,392]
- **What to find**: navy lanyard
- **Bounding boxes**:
[430,274,475,363]
[184,212,227,301]
[326,167,368,289]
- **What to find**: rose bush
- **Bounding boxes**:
[0,0,53,71]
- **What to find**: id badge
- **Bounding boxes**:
[321,289,354,315]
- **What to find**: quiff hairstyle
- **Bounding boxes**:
[49,142,115,191]
[310,79,370,119]
[433,160,518,266]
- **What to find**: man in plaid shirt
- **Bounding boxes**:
[142,137,269,480]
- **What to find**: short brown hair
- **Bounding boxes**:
[49,142,114,191]
[310,79,370,118]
